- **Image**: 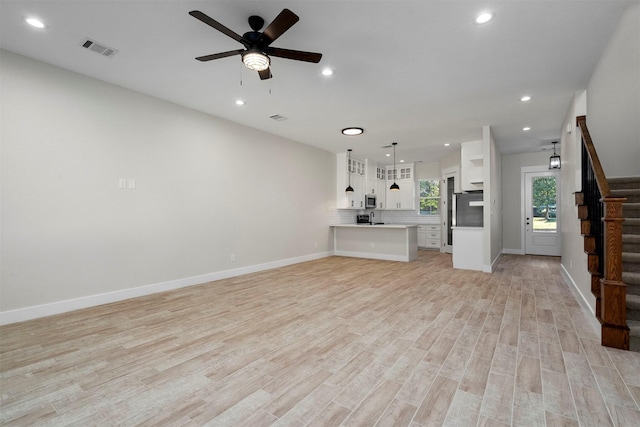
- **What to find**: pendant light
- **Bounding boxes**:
[345,149,354,193]
[390,142,400,191]
[549,141,561,169]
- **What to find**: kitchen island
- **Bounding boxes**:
[330,224,419,262]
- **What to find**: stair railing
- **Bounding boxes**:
[576,115,629,350]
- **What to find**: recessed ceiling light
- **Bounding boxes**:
[520,95,532,102]
[235,99,245,106]
[475,12,493,24]
[386,153,391,157]
[523,127,531,131]
[342,127,363,136]
[25,17,45,28]
[444,143,450,147]
[400,160,405,163]
[322,68,334,76]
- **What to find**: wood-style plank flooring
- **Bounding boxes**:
[2,252,640,426]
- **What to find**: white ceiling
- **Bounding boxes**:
[1,1,635,165]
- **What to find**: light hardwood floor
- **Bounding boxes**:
[2,252,640,426]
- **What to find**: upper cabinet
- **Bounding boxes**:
[337,152,366,209]
[336,155,416,210]
[461,140,484,192]
[385,163,416,210]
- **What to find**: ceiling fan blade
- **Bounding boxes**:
[195,49,244,62]
[189,10,247,45]
[258,9,299,45]
[258,68,273,80]
[268,47,322,63]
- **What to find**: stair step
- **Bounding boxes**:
[623,252,640,273]
[623,203,640,217]
[623,218,640,234]
[629,319,640,338]
[624,271,640,290]
[612,189,640,203]
[630,320,640,352]
[609,177,640,190]
[623,234,640,253]
[628,294,640,310]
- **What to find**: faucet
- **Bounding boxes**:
[369,211,375,225]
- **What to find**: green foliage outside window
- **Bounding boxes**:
[420,179,440,215]
[532,177,557,219]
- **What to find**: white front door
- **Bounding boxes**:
[524,171,561,256]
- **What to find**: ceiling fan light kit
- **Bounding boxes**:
[189,8,322,80]
[242,50,270,71]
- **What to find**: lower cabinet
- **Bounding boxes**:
[418,224,441,250]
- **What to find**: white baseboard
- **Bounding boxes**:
[484,252,503,273]
[502,248,525,255]
[0,251,332,326]
[559,263,601,335]
[333,250,410,262]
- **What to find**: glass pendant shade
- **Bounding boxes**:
[242,50,270,71]
[549,142,561,169]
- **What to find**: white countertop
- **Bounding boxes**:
[330,224,419,229]
[451,226,484,230]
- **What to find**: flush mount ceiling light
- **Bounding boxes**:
[475,12,493,24]
[242,49,270,71]
[235,99,245,105]
[520,95,532,102]
[341,127,363,136]
[523,127,531,131]
[390,142,400,191]
[444,143,451,147]
[25,17,45,28]
[549,141,561,169]
[322,68,334,76]
[345,149,354,193]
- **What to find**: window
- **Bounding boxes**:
[420,179,440,215]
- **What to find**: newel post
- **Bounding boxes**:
[600,197,629,350]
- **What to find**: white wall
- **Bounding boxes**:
[415,161,440,180]
[483,126,503,271]
[0,50,335,321]
[586,3,640,177]
[501,151,553,253]
[560,90,593,312]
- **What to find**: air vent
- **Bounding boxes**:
[269,114,288,121]
[80,38,118,57]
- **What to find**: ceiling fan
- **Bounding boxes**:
[189,9,322,80]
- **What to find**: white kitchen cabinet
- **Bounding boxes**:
[385,163,416,210]
[376,180,387,209]
[461,140,484,192]
[452,227,484,271]
[337,152,366,209]
[418,224,441,249]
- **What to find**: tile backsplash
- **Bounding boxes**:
[330,209,440,225]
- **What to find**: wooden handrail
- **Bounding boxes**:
[577,116,610,197]
[576,115,628,350]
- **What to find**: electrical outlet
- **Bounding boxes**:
[128,179,136,189]
[230,254,236,262]
[118,178,127,189]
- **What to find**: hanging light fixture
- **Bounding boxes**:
[549,141,561,169]
[390,142,400,191]
[345,149,354,193]
[242,49,270,71]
